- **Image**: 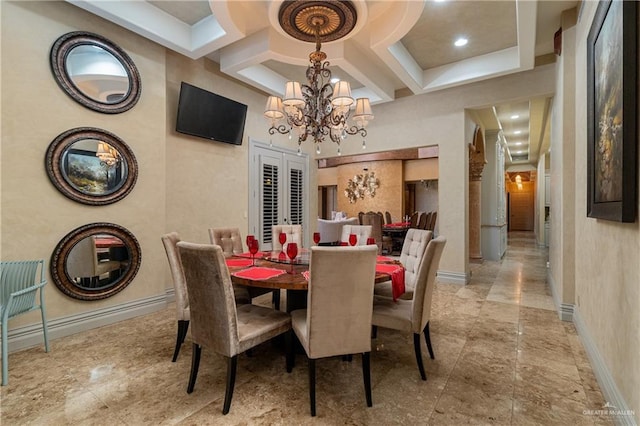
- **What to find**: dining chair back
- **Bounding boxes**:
[272,224,302,251]
[374,229,432,299]
[1,260,50,386]
[66,236,122,287]
[291,245,378,416]
[163,232,252,362]
[428,211,438,231]
[208,227,243,256]
[371,236,446,380]
[210,227,281,309]
[409,212,419,228]
[177,241,292,414]
[417,212,427,230]
[361,212,383,254]
[385,211,392,225]
[421,212,432,230]
[340,225,372,245]
[317,218,357,245]
[358,211,364,225]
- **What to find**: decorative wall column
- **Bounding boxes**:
[469,126,486,262]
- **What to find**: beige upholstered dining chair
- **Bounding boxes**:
[271,224,302,251]
[340,224,372,246]
[177,242,292,415]
[209,227,280,310]
[66,236,122,287]
[162,232,251,362]
[291,245,378,416]
[316,218,356,245]
[374,229,433,299]
[207,227,243,256]
[371,236,446,381]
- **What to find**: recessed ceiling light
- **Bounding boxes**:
[434,0,447,3]
[510,114,519,119]
[517,151,523,154]
[454,38,468,47]
[515,142,522,146]
[514,130,522,135]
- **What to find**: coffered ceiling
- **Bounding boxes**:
[68,0,577,166]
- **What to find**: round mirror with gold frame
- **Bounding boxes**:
[45,127,138,205]
[51,223,141,300]
[50,31,141,114]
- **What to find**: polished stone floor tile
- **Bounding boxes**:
[1,232,609,424]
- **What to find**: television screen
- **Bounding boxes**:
[175,82,247,145]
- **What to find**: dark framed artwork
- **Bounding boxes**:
[587,0,637,222]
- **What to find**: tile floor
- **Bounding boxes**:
[1,232,612,424]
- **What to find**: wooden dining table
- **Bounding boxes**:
[228,250,397,312]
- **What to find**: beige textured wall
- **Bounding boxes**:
[1,1,167,326]
[571,1,639,416]
[336,161,403,220]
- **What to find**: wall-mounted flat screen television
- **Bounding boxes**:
[175,82,247,145]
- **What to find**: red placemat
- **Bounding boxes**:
[385,222,410,228]
[232,267,286,280]
[225,258,253,267]
[375,264,405,302]
[376,255,393,262]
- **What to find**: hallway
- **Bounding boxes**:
[1,232,610,424]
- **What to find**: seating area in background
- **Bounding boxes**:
[409,211,437,232]
[0,260,50,386]
[317,217,358,245]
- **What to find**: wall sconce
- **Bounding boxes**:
[344,168,379,204]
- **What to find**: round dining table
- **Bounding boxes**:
[228,250,395,312]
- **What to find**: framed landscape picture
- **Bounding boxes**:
[587,0,637,222]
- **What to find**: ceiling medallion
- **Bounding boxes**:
[278,1,357,43]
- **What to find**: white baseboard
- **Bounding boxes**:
[6,293,168,354]
[437,270,468,285]
[573,307,637,425]
[547,269,574,322]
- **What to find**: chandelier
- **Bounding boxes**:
[95,141,121,168]
[264,1,373,156]
[344,169,379,204]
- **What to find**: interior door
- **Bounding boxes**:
[509,190,534,231]
[249,141,308,250]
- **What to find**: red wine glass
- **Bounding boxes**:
[286,242,298,273]
[366,237,375,245]
[313,232,321,245]
[248,238,259,266]
[349,233,357,246]
[278,232,287,250]
[246,235,255,253]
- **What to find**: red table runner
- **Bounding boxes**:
[232,267,286,280]
[384,222,410,228]
[225,258,253,267]
[375,263,405,302]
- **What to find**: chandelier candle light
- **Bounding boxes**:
[264,1,373,156]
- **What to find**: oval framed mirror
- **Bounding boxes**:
[51,223,141,300]
[45,127,138,205]
[50,31,141,114]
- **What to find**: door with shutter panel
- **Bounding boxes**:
[249,141,308,250]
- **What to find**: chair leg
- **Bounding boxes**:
[308,358,316,416]
[413,333,427,381]
[272,290,281,311]
[285,330,294,373]
[371,325,377,339]
[222,355,238,415]
[40,301,50,353]
[362,352,372,407]
[187,343,201,393]
[2,322,8,386]
[172,320,189,362]
[424,321,435,360]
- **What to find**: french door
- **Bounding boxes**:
[249,140,308,250]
